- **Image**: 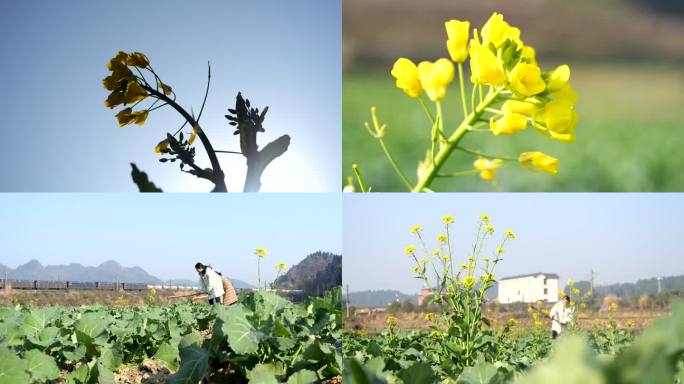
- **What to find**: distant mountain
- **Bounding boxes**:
[1,259,162,284]
[274,251,341,295]
[0,260,244,287]
[348,290,419,307]
[571,274,684,298]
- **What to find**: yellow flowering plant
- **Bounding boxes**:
[103,51,290,192]
[349,12,578,191]
[270,261,289,289]
[404,213,515,366]
[254,247,268,290]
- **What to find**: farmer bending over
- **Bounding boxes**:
[549,295,573,339]
[195,262,239,306]
[195,262,225,305]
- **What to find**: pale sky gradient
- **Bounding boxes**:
[0,0,340,192]
[0,193,342,285]
[343,193,684,294]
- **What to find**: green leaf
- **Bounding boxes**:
[66,363,89,384]
[247,363,286,384]
[457,362,499,384]
[153,342,180,371]
[0,348,30,384]
[25,349,60,382]
[398,362,435,384]
[168,345,209,384]
[220,305,260,354]
[286,369,318,384]
[99,345,123,371]
[179,332,203,349]
[343,358,386,384]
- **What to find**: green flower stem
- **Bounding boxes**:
[435,170,479,178]
[455,146,518,161]
[412,87,502,192]
[484,108,505,116]
[352,163,367,192]
[436,101,445,140]
[458,63,468,119]
[418,96,436,125]
[378,138,413,191]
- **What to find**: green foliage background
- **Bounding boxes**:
[343,63,684,192]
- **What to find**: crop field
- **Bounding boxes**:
[342,214,684,383]
[343,63,684,192]
[0,289,342,383]
[343,301,684,383]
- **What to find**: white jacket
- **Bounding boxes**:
[199,267,225,300]
[549,300,573,334]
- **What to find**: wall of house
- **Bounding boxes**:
[498,275,559,303]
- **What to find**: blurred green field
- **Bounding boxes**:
[343,63,684,191]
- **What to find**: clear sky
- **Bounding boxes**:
[343,193,684,294]
[0,0,340,192]
[0,193,342,285]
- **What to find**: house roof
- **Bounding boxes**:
[499,272,559,281]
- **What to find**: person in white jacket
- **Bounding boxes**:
[195,262,225,305]
[549,295,574,339]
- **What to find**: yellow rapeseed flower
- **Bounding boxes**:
[391,58,422,98]
[485,224,495,234]
[519,152,559,175]
[445,20,470,63]
[572,288,580,295]
[442,214,455,224]
[481,214,490,223]
[125,52,149,68]
[469,32,506,85]
[567,278,574,286]
[437,234,448,243]
[502,100,537,117]
[254,247,268,258]
[508,318,518,327]
[552,83,578,105]
[442,255,450,262]
[462,275,477,288]
[276,262,288,270]
[490,112,527,135]
[473,157,503,181]
[546,64,570,92]
[104,92,125,109]
[496,246,505,255]
[154,139,169,154]
[404,245,416,255]
[411,224,422,234]
[505,230,516,239]
[133,110,148,126]
[424,312,435,321]
[188,126,198,145]
[386,316,398,328]
[508,63,546,97]
[158,81,173,96]
[521,45,537,65]
[533,100,578,142]
[411,266,419,273]
[481,12,513,48]
[124,81,147,104]
[116,108,135,127]
[417,58,455,101]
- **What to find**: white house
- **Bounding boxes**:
[497,272,559,304]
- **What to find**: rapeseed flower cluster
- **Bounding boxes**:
[374,12,579,190]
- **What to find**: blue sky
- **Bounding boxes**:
[0,194,342,285]
[344,193,684,293]
[0,0,340,192]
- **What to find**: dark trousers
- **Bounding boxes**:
[208,297,223,305]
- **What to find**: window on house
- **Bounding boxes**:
[544,278,548,285]
[544,288,548,294]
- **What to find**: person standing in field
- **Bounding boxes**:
[549,295,573,339]
[195,262,225,305]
